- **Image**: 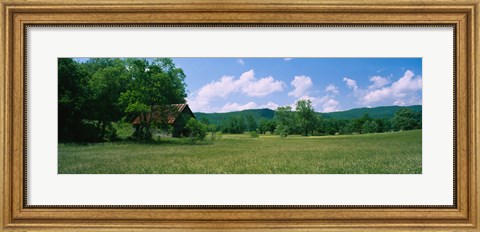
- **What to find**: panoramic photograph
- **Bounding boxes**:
[58,57,422,174]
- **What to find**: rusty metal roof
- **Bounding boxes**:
[132,104,189,125]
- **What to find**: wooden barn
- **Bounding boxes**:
[132,104,196,138]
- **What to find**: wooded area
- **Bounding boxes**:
[59,58,187,142]
[204,101,421,137]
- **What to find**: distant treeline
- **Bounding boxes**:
[200,100,422,137]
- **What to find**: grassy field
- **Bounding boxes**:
[58,130,422,174]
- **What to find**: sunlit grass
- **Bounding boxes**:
[58,130,422,174]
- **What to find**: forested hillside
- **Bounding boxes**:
[194,105,422,123]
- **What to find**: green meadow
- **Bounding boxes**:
[58,129,422,174]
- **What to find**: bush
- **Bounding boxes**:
[185,118,207,141]
[106,126,118,142]
[250,131,259,138]
[362,120,379,134]
[274,124,289,137]
[208,125,217,140]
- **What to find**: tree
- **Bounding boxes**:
[340,121,355,134]
[58,58,89,142]
[119,58,187,140]
[258,119,269,134]
[295,99,317,136]
[354,113,371,133]
[208,124,217,140]
[85,58,128,141]
[375,118,391,133]
[274,106,295,137]
[245,114,257,132]
[199,116,210,125]
[392,108,420,131]
[310,114,322,135]
[362,120,379,134]
[185,118,207,141]
[221,116,246,134]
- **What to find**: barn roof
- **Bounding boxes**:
[132,104,193,125]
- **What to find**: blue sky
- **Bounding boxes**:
[172,58,422,113]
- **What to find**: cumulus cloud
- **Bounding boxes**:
[218,101,280,112]
[322,99,340,112]
[325,84,339,94]
[392,95,422,106]
[368,75,390,89]
[363,70,421,104]
[241,76,285,97]
[187,70,285,112]
[313,96,340,113]
[258,101,279,110]
[343,77,358,90]
[288,75,313,98]
[287,77,341,112]
[293,95,340,113]
[344,70,422,106]
[219,102,257,112]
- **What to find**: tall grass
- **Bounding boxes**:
[58,130,422,174]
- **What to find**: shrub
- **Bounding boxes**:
[106,126,118,142]
[274,124,289,137]
[208,124,217,140]
[185,118,207,141]
[250,131,259,138]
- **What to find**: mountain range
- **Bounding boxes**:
[194,105,422,125]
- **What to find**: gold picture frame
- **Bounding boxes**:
[1,0,479,230]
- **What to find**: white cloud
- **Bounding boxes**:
[391,70,422,93]
[187,70,285,112]
[187,96,216,113]
[219,102,257,112]
[241,76,285,97]
[362,88,391,104]
[288,75,313,98]
[284,58,293,61]
[343,77,358,90]
[321,98,340,113]
[363,70,421,104]
[345,70,422,106]
[393,96,422,106]
[315,95,340,113]
[292,95,340,113]
[197,75,238,99]
[237,59,245,66]
[325,84,339,94]
[216,101,280,112]
[368,75,390,89]
[258,101,279,110]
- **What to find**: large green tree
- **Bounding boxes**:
[221,116,246,134]
[274,106,296,137]
[245,114,258,132]
[85,58,129,140]
[58,58,89,142]
[295,99,318,136]
[119,58,187,140]
[392,108,421,131]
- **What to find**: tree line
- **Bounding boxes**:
[59,58,187,142]
[201,100,422,137]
